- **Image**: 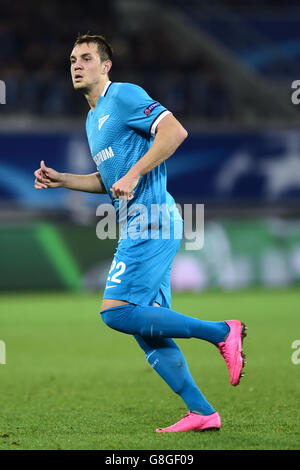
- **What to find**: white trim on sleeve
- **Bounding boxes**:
[150,110,171,137]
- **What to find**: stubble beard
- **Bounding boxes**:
[73,82,91,96]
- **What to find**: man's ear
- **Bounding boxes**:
[102,60,112,75]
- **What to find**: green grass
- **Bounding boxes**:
[0,288,300,450]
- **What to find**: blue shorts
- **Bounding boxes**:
[103,221,183,309]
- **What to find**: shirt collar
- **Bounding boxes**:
[101,80,112,97]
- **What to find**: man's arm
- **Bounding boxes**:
[34,160,106,194]
[110,114,187,199]
[130,113,188,177]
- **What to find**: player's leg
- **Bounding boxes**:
[135,301,214,415]
[101,298,129,310]
[101,237,246,386]
[101,302,247,386]
[133,301,220,432]
[101,301,230,345]
[134,333,215,415]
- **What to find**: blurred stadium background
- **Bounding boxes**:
[1,0,300,294]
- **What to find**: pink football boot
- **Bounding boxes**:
[156,411,221,433]
[217,320,247,386]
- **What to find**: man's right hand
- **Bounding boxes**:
[34,160,65,190]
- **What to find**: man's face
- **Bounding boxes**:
[70,42,102,92]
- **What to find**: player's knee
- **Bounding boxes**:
[100,307,122,331]
[100,304,135,334]
[100,309,114,329]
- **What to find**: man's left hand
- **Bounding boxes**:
[110,173,140,200]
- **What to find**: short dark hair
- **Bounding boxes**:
[73,34,113,62]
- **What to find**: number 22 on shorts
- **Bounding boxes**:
[107,259,126,284]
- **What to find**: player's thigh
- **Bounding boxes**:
[101,294,160,311]
[101,298,130,311]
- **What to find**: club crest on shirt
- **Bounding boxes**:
[144,102,160,115]
[98,114,110,130]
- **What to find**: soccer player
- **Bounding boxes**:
[34,34,247,433]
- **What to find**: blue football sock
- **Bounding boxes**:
[134,335,215,415]
[101,303,229,345]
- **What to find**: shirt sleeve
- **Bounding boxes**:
[118,83,171,137]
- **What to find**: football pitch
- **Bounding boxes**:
[0,288,299,450]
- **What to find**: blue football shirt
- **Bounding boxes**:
[86,81,180,230]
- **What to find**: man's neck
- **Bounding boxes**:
[85,78,110,111]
